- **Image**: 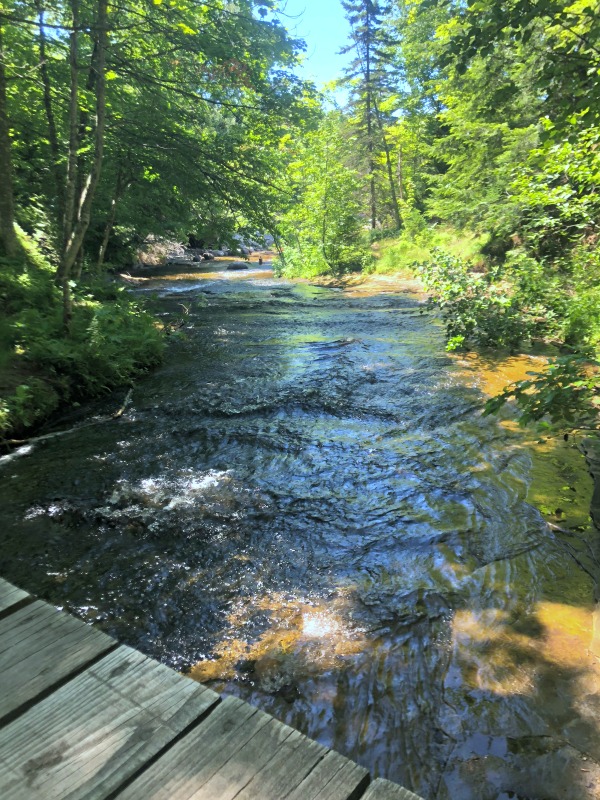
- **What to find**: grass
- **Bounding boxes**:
[371,226,488,275]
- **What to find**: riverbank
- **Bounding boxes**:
[0,236,166,443]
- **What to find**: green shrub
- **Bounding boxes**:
[275,241,370,279]
[0,233,164,439]
[418,249,533,350]
[373,226,487,275]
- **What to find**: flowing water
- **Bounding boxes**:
[2,264,600,799]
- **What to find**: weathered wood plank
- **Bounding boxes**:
[285,750,369,800]
[117,695,272,800]
[0,600,115,724]
[117,694,370,800]
[0,577,30,616]
[0,645,220,800]
[0,578,425,800]
[169,713,298,800]
[233,727,326,800]
[361,778,424,800]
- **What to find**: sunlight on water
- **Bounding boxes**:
[190,590,367,685]
[302,611,342,637]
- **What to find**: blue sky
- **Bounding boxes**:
[278,0,354,90]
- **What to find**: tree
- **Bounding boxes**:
[340,0,401,229]
[441,0,600,129]
[277,111,367,276]
[0,0,313,300]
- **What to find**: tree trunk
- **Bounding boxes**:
[320,142,332,269]
[372,95,401,229]
[97,169,129,270]
[60,0,108,329]
[397,142,404,202]
[73,247,84,279]
[61,0,80,267]
[0,24,18,257]
[97,204,116,271]
[365,4,376,229]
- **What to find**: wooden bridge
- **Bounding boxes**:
[0,577,423,800]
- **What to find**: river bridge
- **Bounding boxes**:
[0,577,423,800]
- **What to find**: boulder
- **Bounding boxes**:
[227,261,249,270]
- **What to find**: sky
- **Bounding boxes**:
[276,0,354,92]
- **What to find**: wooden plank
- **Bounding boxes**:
[0,645,220,800]
[361,778,424,800]
[0,577,30,616]
[285,750,369,800]
[118,697,327,800]
[0,579,424,800]
[179,713,302,800]
[0,600,115,724]
[117,696,282,800]
[233,727,326,800]
[118,694,369,800]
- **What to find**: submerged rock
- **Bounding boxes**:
[227,261,249,270]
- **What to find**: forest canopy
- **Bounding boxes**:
[0,0,314,436]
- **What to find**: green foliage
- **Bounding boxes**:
[277,112,371,277]
[442,0,600,129]
[373,226,486,274]
[419,250,530,350]
[0,240,164,439]
[2,380,61,435]
[17,294,164,397]
[508,121,600,255]
[2,0,316,268]
[562,249,600,347]
[273,246,331,279]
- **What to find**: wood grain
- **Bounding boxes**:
[0,645,220,799]
[0,600,115,724]
[361,777,424,800]
[0,577,30,616]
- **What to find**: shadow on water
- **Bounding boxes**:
[1,267,600,798]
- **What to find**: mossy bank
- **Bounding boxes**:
[0,231,164,441]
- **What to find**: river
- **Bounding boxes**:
[1,264,600,799]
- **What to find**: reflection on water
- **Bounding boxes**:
[1,268,599,799]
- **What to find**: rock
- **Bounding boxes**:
[275,683,300,703]
[202,252,214,261]
[227,261,249,270]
